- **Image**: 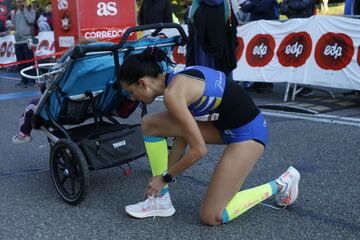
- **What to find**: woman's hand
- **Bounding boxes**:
[144,176,165,197]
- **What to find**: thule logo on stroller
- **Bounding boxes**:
[113,140,126,148]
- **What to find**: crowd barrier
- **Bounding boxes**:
[0,32,55,67]
[232,15,360,91]
[1,16,359,91]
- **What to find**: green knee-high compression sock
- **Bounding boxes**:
[144,136,169,196]
[222,181,278,223]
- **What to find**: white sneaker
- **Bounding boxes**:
[12,134,32,144]
[275,166,300,207]
[125,192,176,218]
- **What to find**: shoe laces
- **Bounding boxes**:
[141,195,160,220]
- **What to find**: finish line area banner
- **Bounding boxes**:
[0,32,55,65]
[1,15,359,91]
[170,16,360,91]
[232,15,360,91]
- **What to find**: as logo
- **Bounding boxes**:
[246,34,275,67]
[277,32,312,67]
[97,2,117,16]
[58,0,68,10]
[315,32,354,70]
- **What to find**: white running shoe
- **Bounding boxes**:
[275,166,300,207]
[12,134,32,144]
[125,192,176,218]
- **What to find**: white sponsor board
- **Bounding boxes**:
[169,17,360,90]
[0,32,55,65]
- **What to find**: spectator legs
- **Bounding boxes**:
[14,43,36,85]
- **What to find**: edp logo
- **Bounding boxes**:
[323,43,342,59]
[252,43,268,58]
[285,42,303,58]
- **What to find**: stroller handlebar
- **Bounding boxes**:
[71,23,188,59]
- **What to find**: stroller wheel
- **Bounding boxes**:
[50,139,89,205]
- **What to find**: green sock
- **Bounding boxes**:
[144,136,169,196]
[222,181,278,223]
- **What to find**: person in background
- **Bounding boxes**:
[12,0,36,87]
[183,0,192,24]
[240,0,279,93]
[279,0,315,19]
[186,0,238,78]
[353,0,360,14]
[139,0,173,25]
[36,10,51,32]
[44,3,53,30]
[320,0,329,12]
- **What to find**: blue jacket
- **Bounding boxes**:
[241,0,279,21]
[279,0,315,18]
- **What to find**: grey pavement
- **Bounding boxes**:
[0,71,359,240]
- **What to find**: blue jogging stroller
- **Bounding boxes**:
[20,23,187,205]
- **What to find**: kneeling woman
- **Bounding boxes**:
[117,47,300,225]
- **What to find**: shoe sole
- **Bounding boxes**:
[277,166,300,206]
[125,207,176,219]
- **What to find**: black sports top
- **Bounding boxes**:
[167,66,260,130]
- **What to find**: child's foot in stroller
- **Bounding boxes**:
[125,192,175,218]
[12,133,32,144]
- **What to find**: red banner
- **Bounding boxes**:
[0,0,12,25]
[51,0,137,52]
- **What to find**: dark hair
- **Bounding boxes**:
[117,47,175,86]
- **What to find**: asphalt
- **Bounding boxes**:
[0,70,359,240]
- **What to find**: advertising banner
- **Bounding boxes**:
[0,32,55,66]
[52,0,80,50]
[233,16,360,90]
[78,0,136,42]
[51,0,137,52]
[0,34,16,64]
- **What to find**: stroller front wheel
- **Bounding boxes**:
[50,139,89,205]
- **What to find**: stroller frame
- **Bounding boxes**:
[20,23,187,205]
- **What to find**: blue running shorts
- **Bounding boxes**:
[220,112,268,147]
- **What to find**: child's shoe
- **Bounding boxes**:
[12,133,32,144]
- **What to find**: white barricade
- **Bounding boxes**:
[2,16,359,91]
[233,15,360,91]
[0,31,55,65]
[169,16,360,91]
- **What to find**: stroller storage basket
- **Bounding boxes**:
[79,124,146,170]
[59,90,103,124]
